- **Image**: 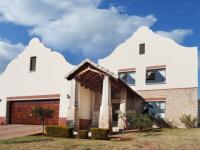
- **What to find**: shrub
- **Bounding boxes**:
[46,126,74,138]
[117,110,153,130]
[66,120,75,128]
[130,113,153,130]
[116,110,136,129]
[180,114,197,128]
[90,128,109,140]
[77,130,88,139]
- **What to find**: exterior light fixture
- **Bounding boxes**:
[67,94,70,99]
[75,101,78,107]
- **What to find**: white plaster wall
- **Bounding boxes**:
[79,85,92,120]
[0,38,75,118]
[99,26,198,91]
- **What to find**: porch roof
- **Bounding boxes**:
[65,59,143,98]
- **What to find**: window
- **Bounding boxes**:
[30,56,37,72]
[146,68,166,84]
[139,43,145,55]
[147,101,166,119]
[119,71,136,85]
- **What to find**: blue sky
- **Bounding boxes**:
[0,0,199,94]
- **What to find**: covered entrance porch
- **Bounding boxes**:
[66,59,144,130]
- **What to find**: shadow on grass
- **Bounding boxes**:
[0,136,55,144]
[140,129,163,137]
[110,136,133,141]
[122,128,162,134]
[110,128,163,140]
[141,132,162,137]
[142,128,162,133]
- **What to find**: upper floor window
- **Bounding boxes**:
[30,56,37,72]
[119,71,136,85]
[139,43,145,55]
[146,67,166,84]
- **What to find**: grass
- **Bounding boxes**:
[0,128,200,150]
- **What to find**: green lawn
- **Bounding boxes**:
[0,128,200,150]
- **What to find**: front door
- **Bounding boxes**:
[112,103,120,126]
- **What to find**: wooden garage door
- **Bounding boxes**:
[10,99,59,125]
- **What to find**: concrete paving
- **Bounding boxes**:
[0,124,43,140]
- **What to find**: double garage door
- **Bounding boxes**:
[9,99,59,125]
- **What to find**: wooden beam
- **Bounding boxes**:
[82,72,96,81]
[77,67,90,76]
[88,73,102,81]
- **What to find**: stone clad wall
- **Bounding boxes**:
[133,95,144,114]
[137,87,198,128]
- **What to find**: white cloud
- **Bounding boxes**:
[0,39,24,73]
[30,10,156,58]
[0,0,157,59]
[0,0,193,67]
[156,29,193,43]
[0,0,101,26]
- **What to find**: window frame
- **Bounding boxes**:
[147,101,166,119]
[30,56,37,72]
[146,67,166,85]
[118,71,136,86]
[139,43,145,55]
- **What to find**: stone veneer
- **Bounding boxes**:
[137,87,198,128]
[0,117,6,125]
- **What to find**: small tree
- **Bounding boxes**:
[31,107,54,134]
[116,110,153,130]
[180,114,198,128]
[116,110,136,128]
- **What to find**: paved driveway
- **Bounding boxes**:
[0,125,43,140]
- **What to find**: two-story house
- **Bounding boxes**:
[0,26,198,129]
[99,26,198,127]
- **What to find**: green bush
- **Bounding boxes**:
[116,110,153,130]
[180,114,197,128]
[129,113,153,130]
[77,130,88,139]
[90,128,109,140]
[46,126,74,138]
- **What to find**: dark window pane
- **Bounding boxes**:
[119,71,135,85]
[148,101,166,118]
[30,56,36,72]
[119,72,127,83]
[127,72,135,85]
[155,69,166,82]
[139,43,145,55]
[146,71,156,81]
[146,68,166,84]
